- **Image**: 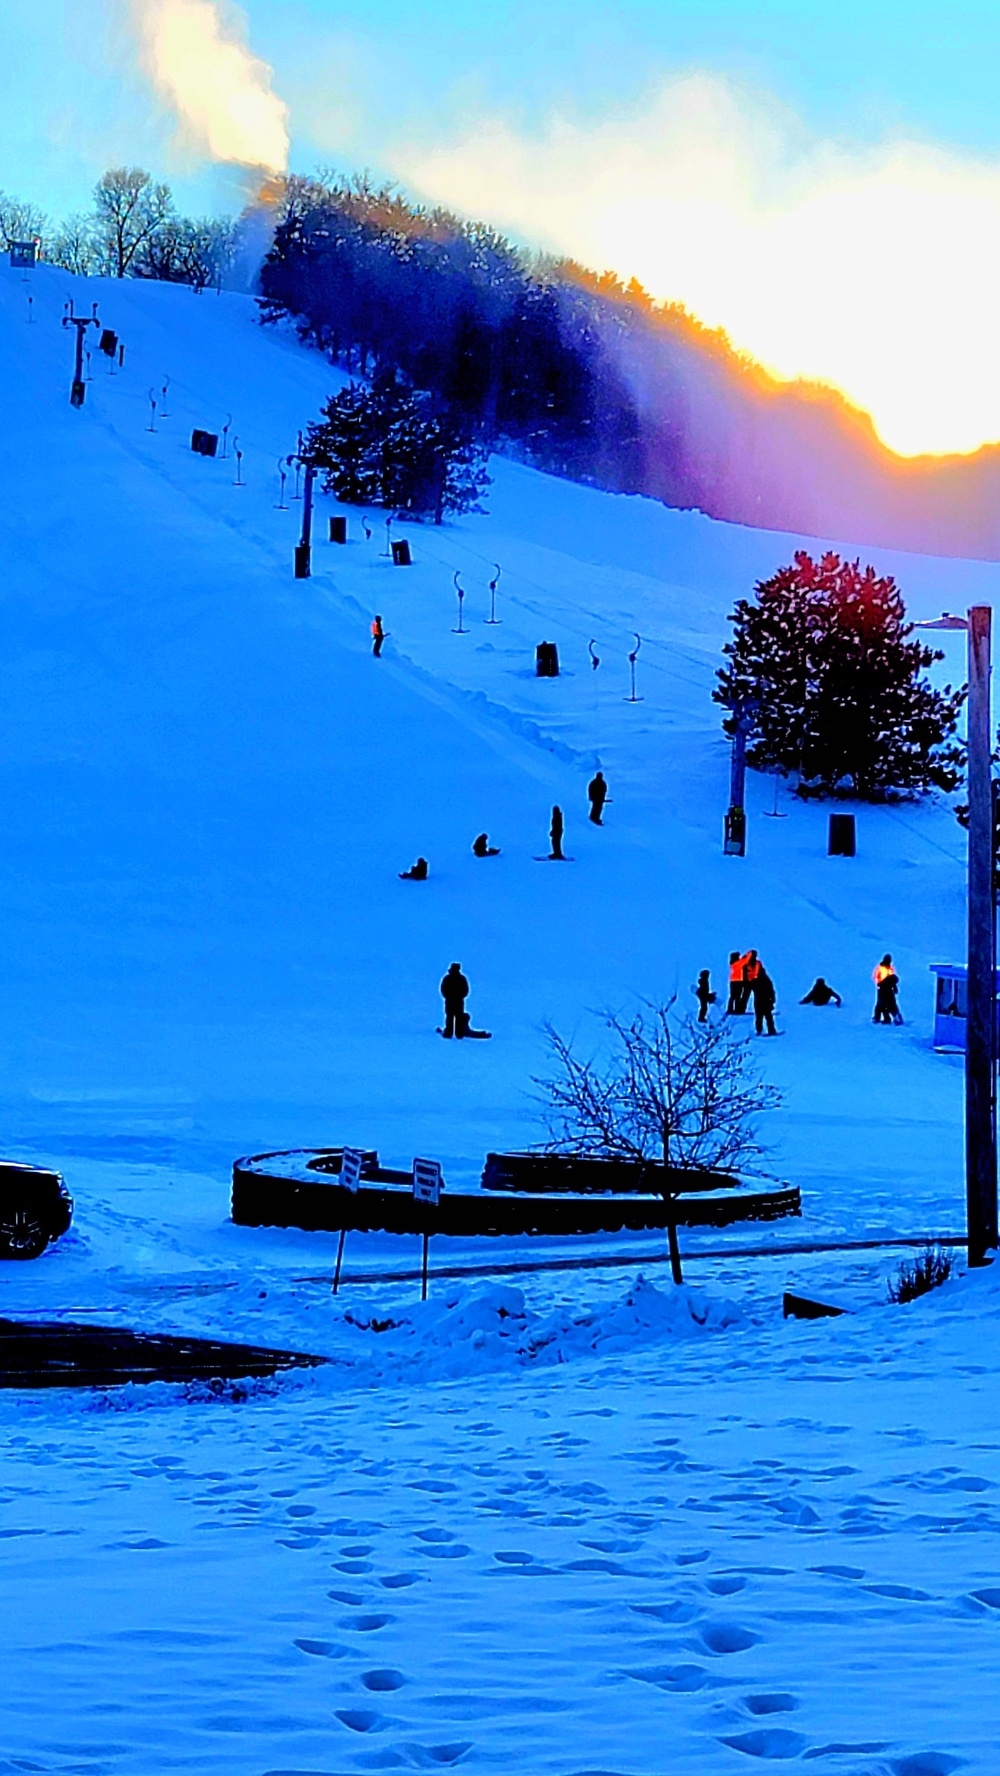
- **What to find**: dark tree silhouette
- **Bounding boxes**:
[307,370,490,521]
[715,551,966,800]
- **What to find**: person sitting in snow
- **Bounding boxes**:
[472,833,500,857]
[801,977,842,1007]
[399,856,428,880]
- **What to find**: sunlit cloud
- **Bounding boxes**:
[401,76,1000,459]
[128,0,289,174]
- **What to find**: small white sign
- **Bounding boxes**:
[412,1157,443,1206]
[340,1147,363,1194]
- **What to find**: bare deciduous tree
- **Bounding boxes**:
[47,214,99,276]
[535,1001,781,1283]
[0,191,46,249]
[93,167,172,278]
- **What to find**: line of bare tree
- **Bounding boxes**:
[0,168,236,290]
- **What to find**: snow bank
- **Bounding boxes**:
[334,1274,743,1384]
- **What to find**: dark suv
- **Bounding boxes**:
[0,1163,73,1259]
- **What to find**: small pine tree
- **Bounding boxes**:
[715,551,966,800]
[306,371,490,521]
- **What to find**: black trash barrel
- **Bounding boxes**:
[294,542,311,580]
[391,539,412,566]
[330,516,347,544]
[536,641,560,677]
[191,429,218,457]
[829,813,856,856]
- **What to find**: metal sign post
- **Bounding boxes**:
[412,1158,443,1299]
[332,1147,363,1296]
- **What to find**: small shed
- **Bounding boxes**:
[930,963,1000,1051]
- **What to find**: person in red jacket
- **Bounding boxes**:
[737,949,760,1015]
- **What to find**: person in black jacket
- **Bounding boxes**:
[549,805,565,860]
[472,833,500,857]
[752,964,778,1036]
[440,962,469,1038]
[694,969,716,1022]
[400,857,428,880]
[588,771,608,824]
[801,977,842,1007]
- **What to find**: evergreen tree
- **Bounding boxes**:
[307,371,490,521]
[715,551,966,800]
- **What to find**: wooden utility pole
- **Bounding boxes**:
[918,607,998,1266]
[965,606,998,1264]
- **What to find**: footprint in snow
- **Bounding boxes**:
[625,1664,717,1693]
[362,1668,407,1691]
[336,1707,390,1733]
[339,1612,395,1632]
[705,1574,748,1596]
[744,1694,798,1715]
[719,1726,807,1759]
[889,1758,966,1776]
[380,1572,422,1589]
[699,1620,758,1655]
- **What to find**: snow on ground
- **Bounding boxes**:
[1,261,999,1774]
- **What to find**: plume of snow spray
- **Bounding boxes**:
[129,0,290,174]
[401,75,1000,458]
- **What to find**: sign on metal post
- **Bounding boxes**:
[412,1157,442,1207]
[10,241,37,270]
[413,1158,443,1300]
[340,1147,363,1194]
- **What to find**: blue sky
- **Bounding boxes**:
[6,0,1000,454]
[4,0,1000,219]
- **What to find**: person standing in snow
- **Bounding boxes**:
[549,805,565,860]
[371,614,385,657]
[440,962,470,1039]
[752,963,778,1036]
[801,977,842,1007]
[694,969,716,1022]
[588,771,608,825]
[726,951,745,1015]
[738,949,760,1016]
[872,955,902,1025]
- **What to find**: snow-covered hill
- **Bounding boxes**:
[2,261,999,1776]
[0,260,992,1222]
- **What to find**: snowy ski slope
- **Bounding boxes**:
[2,262,1000,1776]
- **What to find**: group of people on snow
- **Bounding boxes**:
[694,950,902,1035]
[400,774,611,879]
